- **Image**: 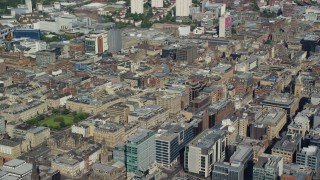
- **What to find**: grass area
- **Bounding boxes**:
[26,109,89,130]
[40,114,74,129]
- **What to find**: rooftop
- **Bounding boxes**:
[273,134,302,151]
[127,128,154,145]
[188,128,225,149]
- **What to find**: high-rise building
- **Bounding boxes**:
[0,116,5,135]
[176,0,192,17]
[176,45,198,63]
[130,0,144,14]
[296,146,320,170]
[108,28,122,53]
[219,13,232,38]
[152,0,163,8]
[253,153,283,180]
[155,122,193,167]
[25,0,32,13]
[126,129,155,173]
[212,162,244,180]
[184,128,227,178]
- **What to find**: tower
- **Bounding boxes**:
[100,140,112,164]
[31,158,39,180]
[294,73,302,97]
[130,0,144,14]
[176,0,192,17]
[151,0,163,8]
[108,28,122,53]
[219,13,232,38]
[25,0,32,13]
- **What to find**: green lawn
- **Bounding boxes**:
[40,114,74,129]
[26,110,89,130]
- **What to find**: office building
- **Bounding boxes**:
[184,128,227,178]
[152,0,163,8]
[219,14,232,38]
[155,122,193,167]
[89,162,126,180]
[176,0,192,17]
[35,50,56,66]
[131,0,144,14]
[212,162,244,180]
[251,108,287,140]
[85,31,108,54]
[108,28,122,53]
[26,126,50,148]
[239,138,267,161]
[253,153,283,180]
[13,29,41,40]
[281,163,313,180]
[272,134,302,163]
[113,143,126,164]
[0,159,32,179]
[0,139,22,159]
[126,129,155,173]
[128,105,169,129]
[2,101,48,122]
[93,121,125,147]
[66,94,122,114]
[283,2,295,17]
[156,94,181,114]
[51,157,85,178]
[261,93,300,118]
[230,145,253,175]
[25,0,32,12]
[176,45,198,63]
[108,102,130,123]
[296,146,320,170]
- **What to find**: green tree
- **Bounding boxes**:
[59,121,66,128]
[253,0,260,11]
[62,109,70,115]
[232,27,237,34]
[52,109,60,114]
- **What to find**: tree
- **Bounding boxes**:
[232,27,237,34]
[62,109,70,115]
[52,109,60,114]
[59,121,66,127]
[253,0,260,11]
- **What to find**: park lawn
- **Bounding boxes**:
[40,114,74,129]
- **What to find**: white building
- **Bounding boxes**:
[13,38,47,58]
[152,0,163,8]
[176,0,192,17]
[131,0,144,14]
[219,13,231,38]
[288,113,310,136]
[25,0,32,13]
[305,7,320,22]
[54,2,61,10]
[184,128,227,178]
[71,123,91,137]
[178,25,191,36]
